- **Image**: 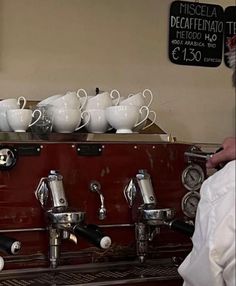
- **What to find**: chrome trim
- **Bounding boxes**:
[0,257,178,274]
[0,132,170,143]
[47,211,85,224]
[0,228,46,233]
[99,224,134,228]
[0,131,221,149]
[0,265,180,286]
[0,224,134,233]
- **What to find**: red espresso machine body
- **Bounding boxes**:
[0,133,208,285]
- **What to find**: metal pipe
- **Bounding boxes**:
[0,224,134,233]
[0,228,46,233]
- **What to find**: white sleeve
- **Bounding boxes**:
[178,160,235,286]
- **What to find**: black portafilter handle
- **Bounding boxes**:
[168,220,194,237]
[0,235,21,255]
[73,224,111,249]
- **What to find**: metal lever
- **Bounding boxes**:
[184,151,213,160]
[90,181,107,220]
[185,147,225,170]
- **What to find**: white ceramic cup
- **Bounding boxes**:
[51,89,87,111]
[105,105,149,133]
[37,94,62,107]
[120,89,153,108]
[0,96,27,131]
[119,93,145,107]
[52,92,80,109]
[112,96,125,105]
[52,108,90,133]
[85,90,120,110]
[6,109,42,132]
[0,96,26,110]
[83,109,109,133]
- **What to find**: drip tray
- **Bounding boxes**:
[0,259,180,286]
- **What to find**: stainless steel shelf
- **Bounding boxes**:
[0,132,169,143]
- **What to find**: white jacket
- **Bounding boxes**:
[178,160,235,286]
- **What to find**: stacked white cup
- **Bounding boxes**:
[119,89,156,132]
[38,89,90,133]
[0,97,27,131]
[0,96,44,132]
[82,90,120,133]
[7,109,42,132]
[105,105,150,133]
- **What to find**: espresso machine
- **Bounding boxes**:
[0,134,215,285]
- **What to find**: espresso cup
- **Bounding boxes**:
[6,109,42,132]
[52,108,90,133]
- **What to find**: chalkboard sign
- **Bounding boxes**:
[169,1,224,67]
[224,6,236,68]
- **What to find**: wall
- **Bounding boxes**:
[0,0,235,143]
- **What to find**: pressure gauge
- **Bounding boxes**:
[181,164,205,191]
[181,191,200,218]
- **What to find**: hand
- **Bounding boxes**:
[206,137,236,168]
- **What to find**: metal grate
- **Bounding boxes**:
[0,263,179,286]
